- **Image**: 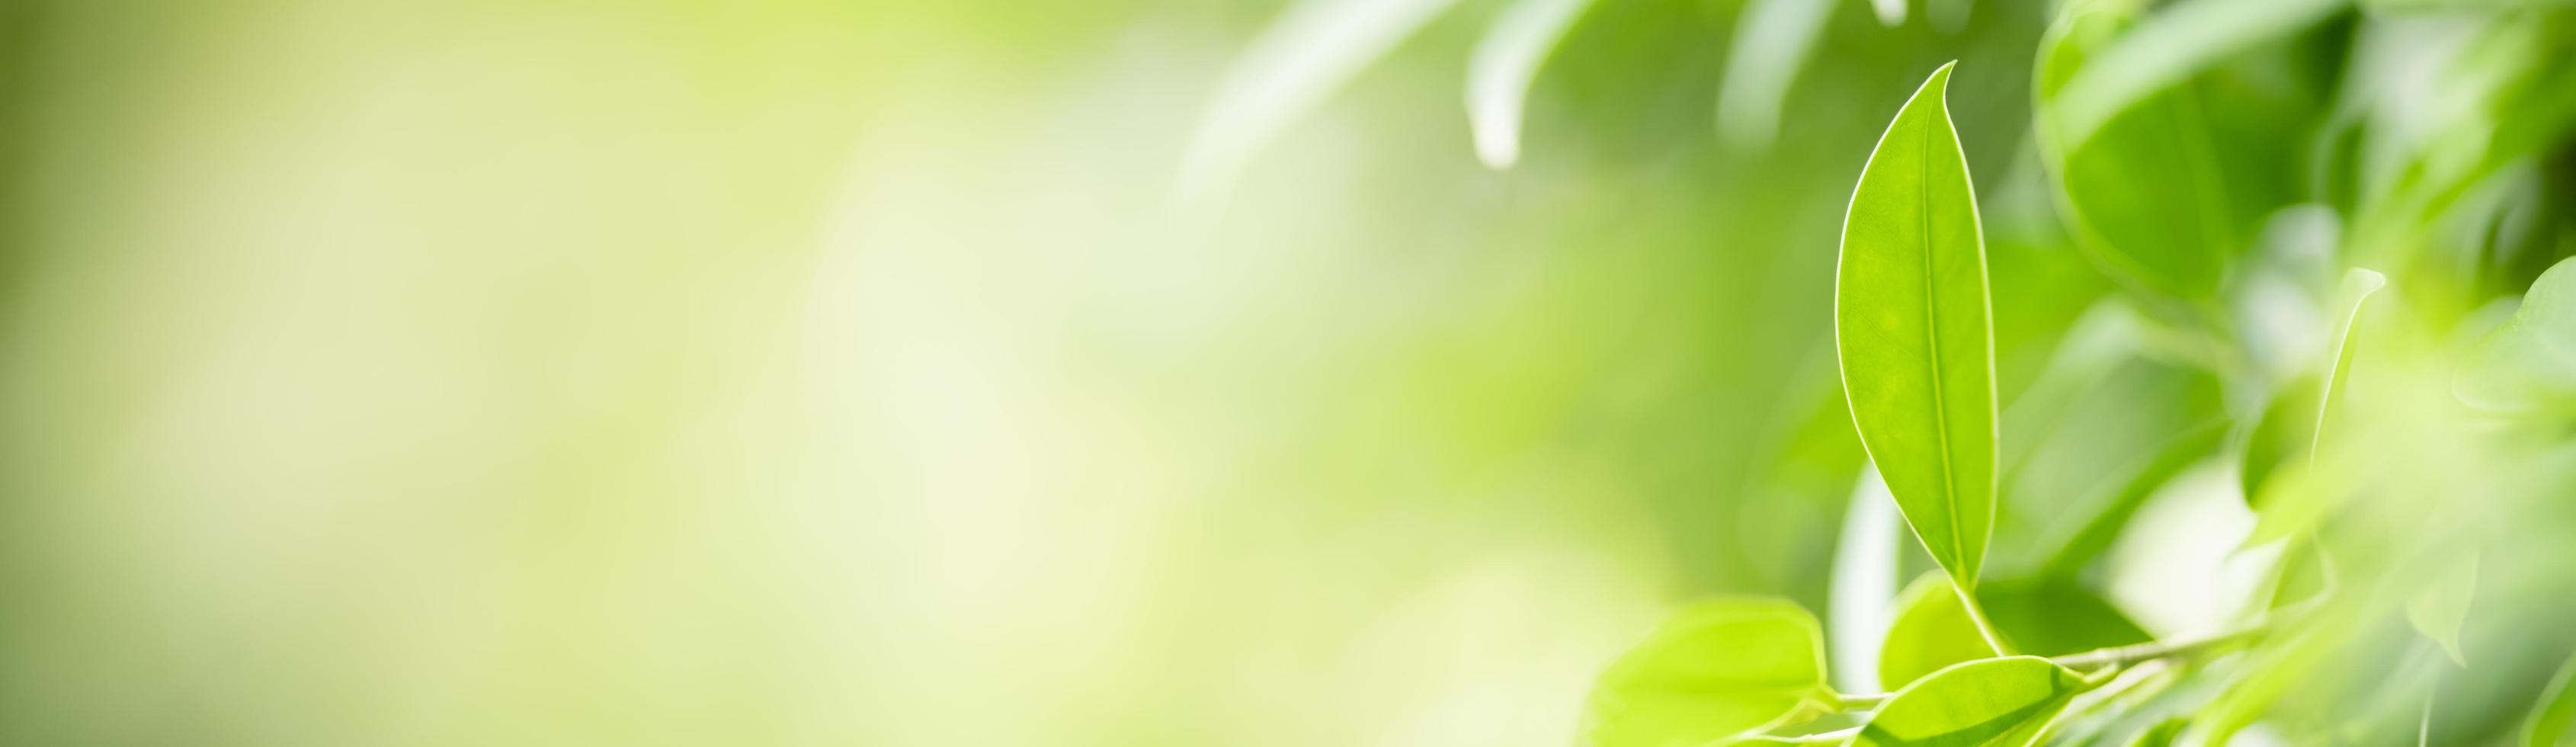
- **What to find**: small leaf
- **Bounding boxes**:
[2523,651,2576,747]
[1879,572,2001,691]
[1466,0,1595,168]
[1583,599,1838,747]
[2405,553,2479,667]
[1847,656,2091,747]
[1836,62,2000,588]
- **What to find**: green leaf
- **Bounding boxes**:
[2126,719,2188,747]
[1836,62,1999,588]
[2523,651,2576,747]
[1880,572,2001,691]
[2039,0,2348,154]
[2238,376,2320,507]
[1977,578,2153,658]
[2312,268,2389,463]
[1583,598,1839,747]
[1466,0,1594,168]
[1847,656,2091,747]
[2035,2,2321,298]
[2405,553,2479,667]
[2459,256,2576,413]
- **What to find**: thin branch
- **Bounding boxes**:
[2049,623,2268,669]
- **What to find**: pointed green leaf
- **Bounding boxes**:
[1848,656,2091,747]
[1583,599,1838,747]
[1836,62,1999,588]
[1466,0,1594,168]
[2405,553,2479,667]
[1880,572,2001,691]
[2523,651,2576,747]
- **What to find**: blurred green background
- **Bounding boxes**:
[0,1,2565,745]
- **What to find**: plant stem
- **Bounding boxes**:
[1833,620,2275,711]
[2049,624,2268,669]
[1953,582,2013,656]
[1735,727,1863,745]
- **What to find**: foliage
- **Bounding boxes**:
[1184,0,2576,744]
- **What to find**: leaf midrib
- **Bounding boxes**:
[1914,108,1968,579]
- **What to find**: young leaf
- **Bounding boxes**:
[2405,553,2479,667]
[1583,599,1838,747]
[1466,0,1594,168]
[1847,656,2091,747]
[1836,62,2000,588]
[2523,651,2576,747]
[1879,572,2001,691]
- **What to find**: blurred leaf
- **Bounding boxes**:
[2238,376,2320,506]
[2347,11,2576,267]
[2124,718,2187,747]
[2035,2,2318,298]
[2313,268,2389,457]
[1978,578,2153,658]
[1180,0,1463,199]
[2525,651,2576,747]
[1716,0,1839,148]
[1837,62,1999,588]
[2041,0,2348,154]
[2403,553,2478,667]
[1583,599,1839,747]
[2031,418,2228,576]
[1880,572,2001,691]
[1847,656,2091,747]
[2459,256,2576,412]
[1466,0,1594,168]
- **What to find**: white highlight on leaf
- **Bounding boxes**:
[1831,463,1901,694]
[2105,463,2279,640]
[1717,0,1840,148]
[1466,0,1595,169]
[1179,0,1463,203]
[1873,0,1908,26]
